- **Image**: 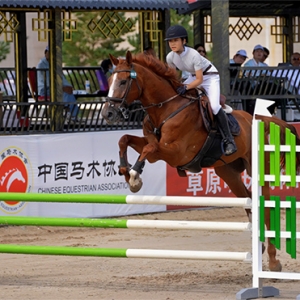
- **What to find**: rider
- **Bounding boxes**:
[165,25,237,156]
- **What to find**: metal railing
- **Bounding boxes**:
[227,65,300,119]
[0,100,144,135]
[1,65,300,135]
[0,67,106,102]
[63,67,103,93]
[0,68,16,101]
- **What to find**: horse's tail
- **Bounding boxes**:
[257,115,300,172]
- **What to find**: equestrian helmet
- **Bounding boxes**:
[165,25,188,42]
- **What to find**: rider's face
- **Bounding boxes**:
[168,38,185,54]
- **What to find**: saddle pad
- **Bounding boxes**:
[227,113,240,136]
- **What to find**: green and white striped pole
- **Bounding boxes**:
[0,244,251,262]
[0,193,251,207]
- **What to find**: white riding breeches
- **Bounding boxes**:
[184,73,221,115]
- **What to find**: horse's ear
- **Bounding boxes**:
[109,54,119,66]
[126,51,132,65]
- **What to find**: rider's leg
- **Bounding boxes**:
[201,74,236,156]
[215,108,237,156]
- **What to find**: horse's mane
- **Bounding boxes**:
[132,53,181,89]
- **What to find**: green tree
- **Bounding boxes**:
[205,46,213,62]
[126,31,141,54]
[0,41,10,62]
[62,12,136,66]
[126,10,193,56]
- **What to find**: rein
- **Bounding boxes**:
[106,63,201,135]
[129,94,179,113]
[150,96,199,138]
[130,93,201,140]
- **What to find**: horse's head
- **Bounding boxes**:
[102,51,142,124]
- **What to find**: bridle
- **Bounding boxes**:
[106,64,186,118]
[106,65,142,120]
[106,63,201,135]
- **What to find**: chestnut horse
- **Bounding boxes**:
[102,51,300,272]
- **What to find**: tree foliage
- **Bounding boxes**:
[62,12,136,66]
[170,9,193,47]
[0,41,10,62]
[62,11,193,66]
[127,34,141,54]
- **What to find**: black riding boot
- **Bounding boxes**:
[215,109,237,156]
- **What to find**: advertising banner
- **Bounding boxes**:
[166,123,300,210]
[0,130,166,217]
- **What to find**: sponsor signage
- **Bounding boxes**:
[0,131,166,217]
[166,121,300,209]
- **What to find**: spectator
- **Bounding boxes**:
[230,49,248,65]
[95,59,112,97]
[165,25,236,156]
[244,44,268,67]
[194,43,207,58]
[37,46,79,121]
[290,52,300,67]
[229,50,248,111]
[100,58,114,78]
[243,45,269,115]
[244,44,269,77]
[260,47,270,63]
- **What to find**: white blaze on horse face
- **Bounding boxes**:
[108,73,118,98]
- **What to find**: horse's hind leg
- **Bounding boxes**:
[214,161,251,213]
[215,161,282,272]
[262,184,282,272]
[261,148,282,271]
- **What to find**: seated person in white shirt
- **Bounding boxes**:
[244,44,268,67]
[260,47,269,64]
[243,45,269,115]
[244,44,269,78]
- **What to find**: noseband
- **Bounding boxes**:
[106,66,142,120]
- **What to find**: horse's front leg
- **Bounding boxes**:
[128,156,145,192]
[128,141,159,192]
[118,134,148,192]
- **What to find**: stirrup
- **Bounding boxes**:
[224,142,237,156]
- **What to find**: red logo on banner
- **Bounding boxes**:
[0,156,28,200]
[0,147,32,213]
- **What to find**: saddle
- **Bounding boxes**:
[176,90,240,177]
[199,89,240,136]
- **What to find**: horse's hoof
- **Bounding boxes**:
[129,181,143,193]
[262,243,266,254]
[269,260,282,272]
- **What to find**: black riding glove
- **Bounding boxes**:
[177,85,187,95]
